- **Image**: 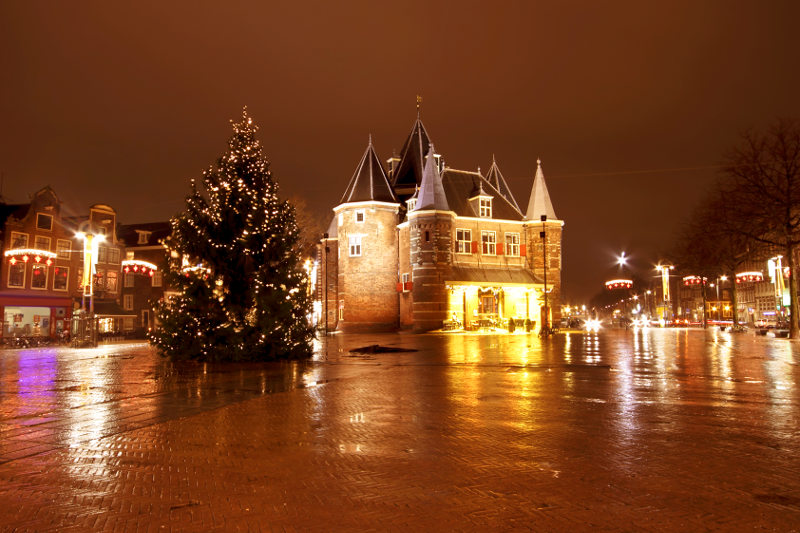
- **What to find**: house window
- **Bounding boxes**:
[8,263,25,288]
[153,270,163,287]
[505,233,520,257]
[56,239,71,260]
[338,300,344,320]
[53,267,69,291]
[123,294,134,311]
[124,272,135,288]
[402,273,411,292]
[481,231,496,255]
[107,247,120,264]
[31,265,47,289]
[349,235,362,257]
[425,231,430,242]
[97,246,108,263]
[10,232,28,249]
[355,210,365,223]
[36,213,53,231]
[106,271,118,292]
[456,229,472,253]
[136,230,152,245]
[34,235,51,251]
[142,309,151,328]
[123,317,134,331]
[479,198,492,218]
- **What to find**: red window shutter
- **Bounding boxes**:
[520,244,526,257]
[471,241,478,254]
[497,243,504,256]
[396,282,403,292]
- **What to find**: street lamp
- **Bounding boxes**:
[76,223,105,347]
[656,263,674,324]
[540,214,550,336]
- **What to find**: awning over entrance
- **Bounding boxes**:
[92,301,136,318]
[447,266,542,286]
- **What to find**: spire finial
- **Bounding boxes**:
[537,157,542,167]
[368,133,373,147]
[477,165,482,175]
[427,141,435,156]
[416,94,422,117]
[492,153,496,164]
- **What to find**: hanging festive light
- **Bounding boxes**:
[605,279,633,290]
[121,259,158,275]
[682,275,707,286]
[736,271,763,283]
[4,248,57,262]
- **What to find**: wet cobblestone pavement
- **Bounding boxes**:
[0,329,799,531]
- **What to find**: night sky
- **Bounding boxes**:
[2,1,799,301]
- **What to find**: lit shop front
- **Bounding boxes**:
[445,267,543,331]
[1,297,71,338]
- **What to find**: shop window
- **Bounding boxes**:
[53,267,69,291]
[481,231,496,255]
[10,232,28,249]
[8,263,25,288]
[31,265,47,289]
[349,235,362,257]
[36,213,53,231]
[123,318,135,331]
[456,229,472,253]
[505,233,520,257]
[123,294,134,311]
[56,239,71,260]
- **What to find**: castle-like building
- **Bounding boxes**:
[317,114,564,333]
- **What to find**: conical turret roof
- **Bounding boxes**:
[415,144,449,212]
[340,137,396,204]
[525,159,557,220]
[485,156,522,214]
[391,116,432,189]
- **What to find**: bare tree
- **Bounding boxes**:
[722,118,800,338]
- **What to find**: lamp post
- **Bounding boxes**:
[656,263,674,324]
[323,232,328,336]
[76,223,105,347]
[540,214,549,336]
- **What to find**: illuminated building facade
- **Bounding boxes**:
[318,116,564,333]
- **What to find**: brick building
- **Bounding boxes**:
[317,116,564,333]
[118,222,170,335]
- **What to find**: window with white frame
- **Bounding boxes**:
[338,300,344,320]
[136,230,152,245]
[505,233,520,257]
[124,272,135,287]
[10,232,28,249]
[8,263,25,288]
[106,271,118,292]
[355,210,365,223]
[36,213,53,231]
[56,239,71,260]
[31,264,47,289]
[479,198,492,218]
[456,229,472,253]
[97,246,108,263]
[107,247,120,264]
[34,235,51,251]
[481,231,496,255]
[123,294,134,311]
[53,267,68,291]
[152,270,163,287]
[402,272,411,292]
[349,235,362,257]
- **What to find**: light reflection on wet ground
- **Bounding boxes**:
[0,330,799,530]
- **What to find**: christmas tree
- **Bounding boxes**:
[151,108,315,361]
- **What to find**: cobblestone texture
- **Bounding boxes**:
[0,330,799,531]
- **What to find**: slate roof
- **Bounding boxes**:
[441,169,524,221]
[525,159,557,220]
[117,221,172,247]
[390,116,432,190]
[448,266,542,285]
[340,138,396,204]
[414,146,449,212]
[485,157,522,214]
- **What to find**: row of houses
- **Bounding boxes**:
[0,186,169,340]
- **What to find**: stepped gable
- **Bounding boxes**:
[525,158,557,220]
[414,145,449,212]
[485,156,522,214]
[391,116,432,190]
[441,169,524,220]
[340,136,396,204]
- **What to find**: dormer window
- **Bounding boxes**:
[136,230,152,244]
[479,198,492,218]
[406,198,417,211]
